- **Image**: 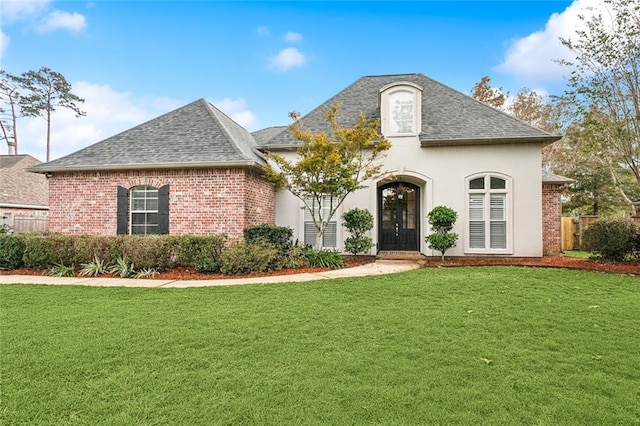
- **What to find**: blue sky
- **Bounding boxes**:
[1,0,601,161]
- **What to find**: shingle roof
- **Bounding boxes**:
[252,126,288,146]
[31,99,266,173]
[257,73,561,149]
[0,155,49,207]
[542,169,574,184]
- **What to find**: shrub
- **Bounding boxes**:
[582,218,638,261]
[48,262,76,277]
[22,234,76,269]
[120,235,174,271]
[0,234,26,269]
[109,256,136,278]
[176,235,226,272]
[425,206,459,263]
[219,239,281,275]
[342,208,374,256]
[243,224,293,250]
[306,248,344,268]
[79,255,109,277]
[72,235,122,265]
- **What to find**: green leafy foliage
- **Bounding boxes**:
[79,255,109,277]
[219,239,281,275]
[243,224,293,250]
[22,234,75,269]
[47,262,75,277]
[109,256,136,278]
[263,103,391,249]
[0,234,25,269]
[581,218,638,261]
[342,208,374,256]
[305,248,345,268]
[425,206,459,262]
[176,235,226,273]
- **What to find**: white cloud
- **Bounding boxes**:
[257,26,270,36]
[0,0,50,23]
[284,31,303,43]
[495,0,607,83]
[37,10,86,33]
[212,97,257,130]
[15,82,183,161]
[0,30,9,59]
[269,47,307,72]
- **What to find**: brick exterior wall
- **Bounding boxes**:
[48,168,275,239]
[542,183,562,255]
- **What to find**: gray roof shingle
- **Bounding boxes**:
[0,155,49,207]
[257,73,561,149]
[31,99,266,172]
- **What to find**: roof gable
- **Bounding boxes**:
[31,99,266,172]
[258,73,560,149]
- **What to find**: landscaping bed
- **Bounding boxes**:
[1,254,638,279]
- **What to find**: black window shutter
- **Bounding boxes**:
[158,184,169,234]
[116,186,129,235]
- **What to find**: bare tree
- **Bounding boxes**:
[0,70,21,155]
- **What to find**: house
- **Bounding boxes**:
[30,73,568,256]
[1,154,50,232]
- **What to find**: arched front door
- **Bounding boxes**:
[378,182,420,251]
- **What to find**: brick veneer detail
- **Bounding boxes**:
[542,183,563,255]
[48,168,275,239]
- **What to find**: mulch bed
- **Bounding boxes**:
[1,255,638,279]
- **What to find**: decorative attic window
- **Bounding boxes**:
[380,82,422,137]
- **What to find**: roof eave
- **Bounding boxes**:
[27,160,266,174]
[420,135,562,147]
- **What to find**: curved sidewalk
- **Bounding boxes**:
[0,260,420,288]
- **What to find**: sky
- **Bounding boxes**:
[0,0,606,161]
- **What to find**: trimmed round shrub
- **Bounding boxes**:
[219,239,281,275]
[582,218,638,261]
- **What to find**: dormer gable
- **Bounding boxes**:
[379,81,423,137]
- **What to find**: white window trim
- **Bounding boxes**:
[130,185,159,235]
[379,82,422,138]
[464,173,513,255]
[300,195,340,249]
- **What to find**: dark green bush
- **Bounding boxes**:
[582,218,638,261]
[72,235,122,265]
[174,235,227,272]
[219,239,281,275]
[0,234,26,269]
[22,234,76,269]
[120,235,175,271]
[425,206,459,262]
[342,208,374,256]
[306,248,345,268]
[243,224,293,250]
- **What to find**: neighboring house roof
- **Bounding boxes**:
[542,169,574,185]
[252,126,288,146]
[257,73,561,150]
[30,99,267,173]
[0,154,49,208]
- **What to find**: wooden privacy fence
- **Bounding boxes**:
[562,215,640,251]
[12,216,49,233]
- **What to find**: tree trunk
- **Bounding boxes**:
[46,108,51,162]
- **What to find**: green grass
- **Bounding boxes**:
[562,250,594,258]
[1,267,639,425]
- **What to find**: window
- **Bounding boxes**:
[467,175,510,252]
[303,196,337,248]
[117,185,169,235]
[379,82,422,137]
[130,186,159,234]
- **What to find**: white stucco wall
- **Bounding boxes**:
[274,136,543,258]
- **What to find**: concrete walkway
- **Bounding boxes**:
[0,260,421,288]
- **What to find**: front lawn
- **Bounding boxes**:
[1,267,638,424]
